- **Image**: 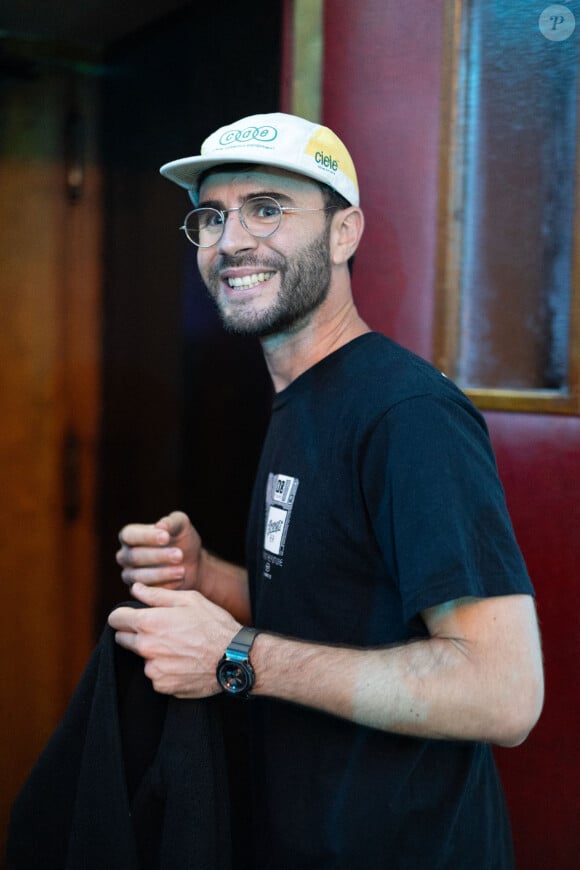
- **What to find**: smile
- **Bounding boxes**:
[226,272,275,290]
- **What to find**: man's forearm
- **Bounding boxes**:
[250,596,543,747]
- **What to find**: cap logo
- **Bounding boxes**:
[219,125,278,146]
[315,150,339,173]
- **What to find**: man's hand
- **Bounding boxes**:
[108,583,241,698]
[116,511,202,591]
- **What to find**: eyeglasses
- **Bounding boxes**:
[180,195,336,248]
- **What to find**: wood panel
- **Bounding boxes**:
[0,56,100,850]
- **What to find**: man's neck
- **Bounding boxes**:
[260,299,371,392]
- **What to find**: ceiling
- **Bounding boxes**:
[0,0,191,49]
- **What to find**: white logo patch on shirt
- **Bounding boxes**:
[264,505,289,555]
[263,473,299,561]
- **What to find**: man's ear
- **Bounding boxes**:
[330,207,365,266]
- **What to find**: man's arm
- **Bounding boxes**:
[251,593,544,747]
[109,584,543,747]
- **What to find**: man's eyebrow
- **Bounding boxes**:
[251,191,295,205]
[197,197,224,210]
[197,191,297,209]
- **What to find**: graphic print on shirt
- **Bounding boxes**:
[262,473,299,578]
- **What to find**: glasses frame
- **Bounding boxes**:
[179,195,337,248]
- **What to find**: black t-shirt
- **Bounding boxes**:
[246,333,533,869]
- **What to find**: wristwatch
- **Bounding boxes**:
[216,626,260,699]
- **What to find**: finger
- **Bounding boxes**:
[111,630,141,653]
[116,545,183,569]
[108,605,141,632]
[120,565,186,588]
[118,523,170,547]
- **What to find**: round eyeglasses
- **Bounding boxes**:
[180,195,336,248]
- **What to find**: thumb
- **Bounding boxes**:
[155,510,190,539]
[131,582,186,608]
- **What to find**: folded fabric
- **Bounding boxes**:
[6,605,232,869]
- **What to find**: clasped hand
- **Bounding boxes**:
[115,510,201,591]
[109,511,240,698]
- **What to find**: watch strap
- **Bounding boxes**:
[226,626,259,659]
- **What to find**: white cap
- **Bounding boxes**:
[160,112,359,206]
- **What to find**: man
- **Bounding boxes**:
[110,113,544,869]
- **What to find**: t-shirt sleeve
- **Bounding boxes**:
[360,392,534,624]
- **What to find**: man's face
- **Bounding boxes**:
[196,167,333,338]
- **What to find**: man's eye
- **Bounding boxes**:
[203,211,224,229]
[248,199,280,220]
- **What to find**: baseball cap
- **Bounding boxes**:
[159,112,359,206]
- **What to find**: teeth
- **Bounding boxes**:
[227,272,274,289]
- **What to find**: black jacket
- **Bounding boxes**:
[6,606,232,869]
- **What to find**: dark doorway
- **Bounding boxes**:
[98,8,281,864]
[97,2,280,620]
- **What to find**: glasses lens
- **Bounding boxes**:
[183,208,224,247]
[240,196,282,238]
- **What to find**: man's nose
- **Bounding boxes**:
[218,209,258,254]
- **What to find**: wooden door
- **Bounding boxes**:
[0,45,100,849]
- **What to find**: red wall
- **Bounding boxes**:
[285,0,580,865]
[323,0,442,360]
[490,413,580,868]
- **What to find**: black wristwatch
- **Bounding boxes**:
[216,626,259,700]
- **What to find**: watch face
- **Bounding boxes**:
[217,660,253,696]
